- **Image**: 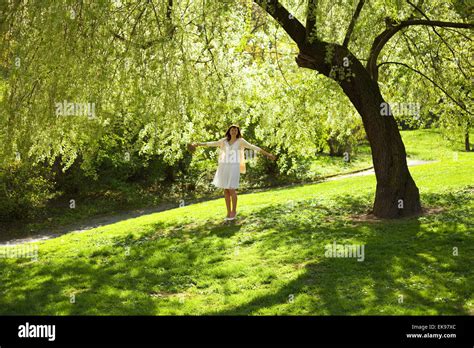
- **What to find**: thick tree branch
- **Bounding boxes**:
[253,0,306,48]
[368,19,473,80]
[343,0,365,48]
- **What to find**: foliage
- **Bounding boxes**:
[0,0,471,221]
[0,162,58,221]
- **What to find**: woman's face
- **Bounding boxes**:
[230,127,238,137]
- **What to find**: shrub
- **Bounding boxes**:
[0,162,59,221]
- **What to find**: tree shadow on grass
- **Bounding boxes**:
[0,189,471,315]
[204,190,472,315]
[0,218,244,315]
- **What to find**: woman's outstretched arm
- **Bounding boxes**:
[189,138,224,151]
[240,138,276,160]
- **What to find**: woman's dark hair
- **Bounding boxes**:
[225,124,241,140]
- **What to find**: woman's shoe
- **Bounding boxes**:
[228,212,237,220]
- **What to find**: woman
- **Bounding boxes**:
[189,125,276,221]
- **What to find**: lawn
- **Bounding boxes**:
[0,130,472,315]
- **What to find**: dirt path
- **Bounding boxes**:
[0,204,176,246]
[0,159,436,246]
[325,159,435,181]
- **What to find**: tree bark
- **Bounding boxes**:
[255,0,424,218]
[296,43,421,218]
[343,55,421,218]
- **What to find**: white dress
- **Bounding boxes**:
[202,138,262,189]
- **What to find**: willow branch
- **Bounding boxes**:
[378,61,471,115]
[368,19,473,80]
[343,0,365,48]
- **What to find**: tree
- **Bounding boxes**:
[253,0,472,218]
[1,0,471,219]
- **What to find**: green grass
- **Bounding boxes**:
[0,129,472,315]
[308,143,372,177]
[2,129,455,241]
[402,128,461,161]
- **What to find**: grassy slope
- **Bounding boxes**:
[308,143,372,177]
[3,134,371,241]
[0,130,472,315]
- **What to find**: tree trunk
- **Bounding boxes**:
[297,43,422,218]
[253,0,472,218]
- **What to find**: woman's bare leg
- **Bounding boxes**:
[224,189,231,218]
[229,189,237,218]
